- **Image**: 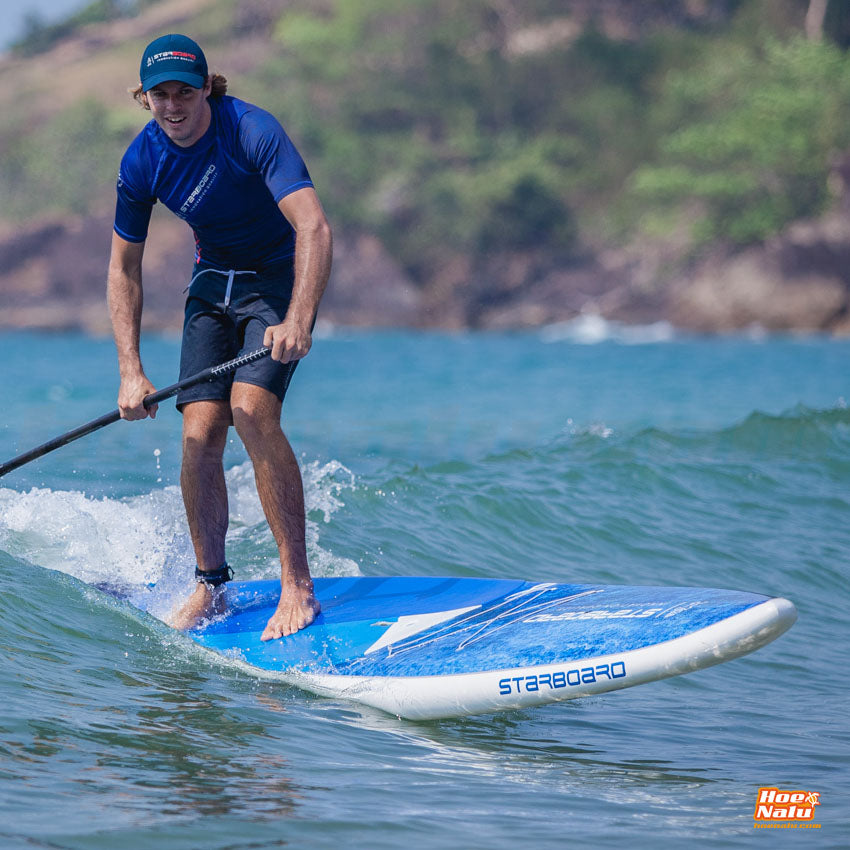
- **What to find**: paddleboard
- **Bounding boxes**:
[176,576,796,720]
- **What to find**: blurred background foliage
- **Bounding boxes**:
[4,0,850,280]
[13,0,160,56]
[630,35,850,245]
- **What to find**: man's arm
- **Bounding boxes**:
[106,231,158,419]
[265,187,333,362]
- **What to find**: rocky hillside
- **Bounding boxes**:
[1,0,850,335]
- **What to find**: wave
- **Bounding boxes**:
[0,458,360,620]
[539,313,837,345]
[618,403,850,462]
[540,314,676,345]
[1,404,844,621]
[322,402,850,603]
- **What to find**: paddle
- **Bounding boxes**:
[0,346,271,478]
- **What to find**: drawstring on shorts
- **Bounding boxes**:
[183,267,258,308]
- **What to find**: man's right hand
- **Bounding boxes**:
[118,372,158,420]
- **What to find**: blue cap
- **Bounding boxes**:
[140,34,208,92]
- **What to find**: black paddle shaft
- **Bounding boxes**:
[0,347,271,478]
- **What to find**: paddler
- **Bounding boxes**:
[107,34,331,639]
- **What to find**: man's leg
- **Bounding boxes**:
[231,381,320,640]
[169,399,232,629]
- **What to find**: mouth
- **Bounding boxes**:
[165,117,186,126]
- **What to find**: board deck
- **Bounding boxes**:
[185,576,796,720]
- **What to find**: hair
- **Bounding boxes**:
[130,73,228,109]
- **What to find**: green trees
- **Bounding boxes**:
[631,36,850,247]
[252,0,850,271]
[5,0,850,281]
[1,100,135,217]
[256,0,634,277]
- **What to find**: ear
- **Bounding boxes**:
[203,75,213,97]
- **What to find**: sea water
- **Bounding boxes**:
[0,324,847,848]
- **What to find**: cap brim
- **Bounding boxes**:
[142,70,207,92]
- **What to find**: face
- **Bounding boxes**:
[145,78,212,147]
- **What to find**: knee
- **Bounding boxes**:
[182,413,229,461]
[231,404,277,447]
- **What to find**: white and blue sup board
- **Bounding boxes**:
[179,576,796,720]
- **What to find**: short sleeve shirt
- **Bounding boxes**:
[114,96,313,270]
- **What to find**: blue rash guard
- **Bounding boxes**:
[114,95,313,271]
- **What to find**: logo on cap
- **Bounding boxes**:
[140,34,207,91]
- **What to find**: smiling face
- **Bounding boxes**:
[145,78,212,147]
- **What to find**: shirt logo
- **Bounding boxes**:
[179,164,218,218]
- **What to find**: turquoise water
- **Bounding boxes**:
[0,324,847,848]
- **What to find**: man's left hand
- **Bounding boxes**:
[263,318,312,363]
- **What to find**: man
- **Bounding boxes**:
[107,34,332,639]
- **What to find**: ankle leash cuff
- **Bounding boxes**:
[195,563,234,588]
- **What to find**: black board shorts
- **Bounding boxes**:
[176,263,298,410]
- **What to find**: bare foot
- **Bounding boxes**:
[169,583,227,630]
[261,583,321,641]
